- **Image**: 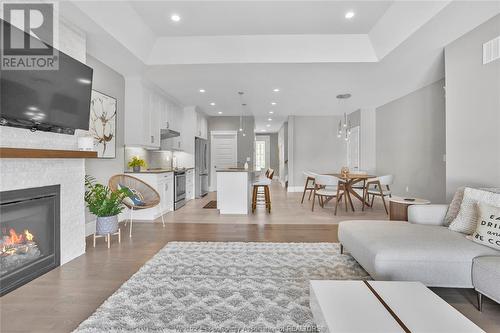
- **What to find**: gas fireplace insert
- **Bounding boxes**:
[0,185,60,295]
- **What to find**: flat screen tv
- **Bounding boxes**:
[0,20,93,135]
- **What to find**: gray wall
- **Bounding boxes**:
[256,133,279,177]
[376,79,446,203]
[84,55,126,221]
[288,116,346,188]
[445,15,500,199]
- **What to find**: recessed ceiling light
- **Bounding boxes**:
[273,88,280,92]
[345,11,355,19]
[210,102,216,106]
[266,124,271,127]
[269,111,274,114]
[268,118,272,121]
[271,102,277,105]
[218,111,222,114]
[199,89,205,93]
[261,129,266,132]
[171,14,181,22]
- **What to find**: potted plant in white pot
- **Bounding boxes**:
[85,175,127,235]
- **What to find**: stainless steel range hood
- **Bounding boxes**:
[160,129,180,140]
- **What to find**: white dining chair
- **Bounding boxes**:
[312,175,346,215]
[363,174,394,214]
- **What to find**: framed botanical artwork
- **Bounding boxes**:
[89,90,117,158]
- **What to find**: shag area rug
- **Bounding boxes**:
[75,242,369,333]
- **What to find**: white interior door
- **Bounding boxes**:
[210,131,237,191]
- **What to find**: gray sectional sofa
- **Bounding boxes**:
[338,204,500,308]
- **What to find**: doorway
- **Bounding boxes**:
[255,135,270,171]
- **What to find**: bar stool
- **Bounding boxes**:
[252,169,274,213]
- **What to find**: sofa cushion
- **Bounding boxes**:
[473,256,500,304]
[449,188,500,235]
[444,187,464,226]
[338,220,500,288]
[471,203,500,251]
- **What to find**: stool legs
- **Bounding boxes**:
[252,185,271,213]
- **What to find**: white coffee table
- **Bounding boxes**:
[310,280,484,333]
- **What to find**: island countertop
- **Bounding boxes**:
[216,168,260,173]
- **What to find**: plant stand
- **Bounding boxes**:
[93,228,121,248]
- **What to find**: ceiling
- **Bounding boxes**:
[59,1,500,133]
[130,1,392,36]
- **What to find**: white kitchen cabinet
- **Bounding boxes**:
[124,77,161,149]
[167,102,183,133]
[186,169,194,200]
[124,172,173,221]
[196,111,208,139]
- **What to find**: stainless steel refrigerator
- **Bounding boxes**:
[195,137,209,197]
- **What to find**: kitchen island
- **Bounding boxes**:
[216,168,259,214]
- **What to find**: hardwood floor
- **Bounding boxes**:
[1,183,499,333]
[161,181,390,225]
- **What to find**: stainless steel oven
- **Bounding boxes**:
[174,170,186,210]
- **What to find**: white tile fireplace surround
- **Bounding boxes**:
[0,127,86,265]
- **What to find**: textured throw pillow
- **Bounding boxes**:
[471,203,500,251]
[444,187,465,226]
[448,188,500,234]
[118,184,145,206]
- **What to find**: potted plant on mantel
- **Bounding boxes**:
[128,156,147,172]
[84,175,126,236]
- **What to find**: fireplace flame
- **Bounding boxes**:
[2,228,34,246]
[24,230,34,241]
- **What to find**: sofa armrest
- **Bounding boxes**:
[407,204,449,226]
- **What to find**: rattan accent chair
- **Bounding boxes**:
[109,174,165,238]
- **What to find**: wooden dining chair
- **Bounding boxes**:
[312,175,346,215]
[363,175,393,214]
[109,174,165,238]
[301,171,317,204]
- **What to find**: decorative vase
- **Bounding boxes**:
[133,166,141,172]
[96,215,119,235]
[341,166,350,177]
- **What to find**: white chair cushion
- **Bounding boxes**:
[449,188,500,234]
[316,188,337,196]
[253,179,271,186]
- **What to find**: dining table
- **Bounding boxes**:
[328,173,376,211]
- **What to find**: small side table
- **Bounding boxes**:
[389,197,430,221]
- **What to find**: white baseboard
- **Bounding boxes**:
[287,186,304,193]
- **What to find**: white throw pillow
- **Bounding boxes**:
[444,187,465,226]
[471,203,500,251]
[448,187,500,234]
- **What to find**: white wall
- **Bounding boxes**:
[287,116,347,191]
[445,15,500,199]
[0,21,88,264]
[278,122,288,186]
[376,79,446,203]
[359,108,376,173]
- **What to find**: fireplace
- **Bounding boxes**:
[0,185,60,295]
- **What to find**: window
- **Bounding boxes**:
[255,141,266,170]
